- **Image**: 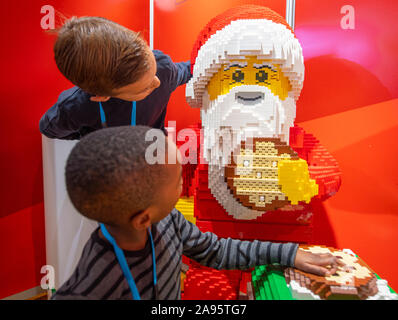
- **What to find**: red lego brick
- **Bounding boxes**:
[239,271,253,300]
[190,5,295,74]
[194,195,313,225]
[183,266,242,300]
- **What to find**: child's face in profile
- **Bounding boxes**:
[151,138,183,223]
[111,48,161,102]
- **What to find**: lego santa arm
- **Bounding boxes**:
[289,125,342,200]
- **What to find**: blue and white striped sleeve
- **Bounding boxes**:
[173,209,299,270]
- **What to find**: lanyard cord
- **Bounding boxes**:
[98,101,154,299]
[99,223,156,300]
[99,101,136,127]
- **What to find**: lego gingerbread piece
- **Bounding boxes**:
[285,245,379,300]
[224,137,319,211]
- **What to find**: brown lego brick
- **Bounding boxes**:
[224,137,299,211]
[285,245,379,300]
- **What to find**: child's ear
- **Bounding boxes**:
[130,209,152,231]
[90,96,111,102]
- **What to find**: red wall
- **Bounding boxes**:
[295,0,398,291]
[295,0,397,122]
[158,0,398,291]
[0,0,148,299]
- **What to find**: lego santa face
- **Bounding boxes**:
[186,6,317,220]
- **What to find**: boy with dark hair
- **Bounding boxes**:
[54,125,343,300]
[39,16,191,139]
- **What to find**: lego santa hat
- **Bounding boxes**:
[186,5,305,108]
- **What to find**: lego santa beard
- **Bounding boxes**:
[201,80,318,220]
[186,6,318,220]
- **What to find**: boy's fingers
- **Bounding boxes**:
[336,257,346,266]
[313,254,333,266]
[327,265,338,276]
[315,254,344,268]
[302,263,331,277]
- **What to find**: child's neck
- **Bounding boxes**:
[100,225,148,251]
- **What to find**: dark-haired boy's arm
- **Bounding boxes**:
[173,209,298,270]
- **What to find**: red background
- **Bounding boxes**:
[0,0,397,298]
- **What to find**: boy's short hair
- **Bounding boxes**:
[65,126,168,226]
[54,16,149,96]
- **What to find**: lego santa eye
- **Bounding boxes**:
[256,70,268,83]
[232,70,244,83]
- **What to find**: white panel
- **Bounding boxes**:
[42,135,97,289]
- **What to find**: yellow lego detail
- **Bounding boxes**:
[180,272,186,292]
[278,159,319,205]
[175,196,196,225]
[206,56,291,101]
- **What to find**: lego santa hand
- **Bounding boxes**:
[278,158,318,205]
[294,249,345,276]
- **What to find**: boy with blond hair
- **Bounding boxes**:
[40,17,191,139]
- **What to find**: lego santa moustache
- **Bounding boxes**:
[185,5,340,220]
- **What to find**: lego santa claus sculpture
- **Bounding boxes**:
[181,5,342,299]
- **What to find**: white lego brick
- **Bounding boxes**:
[186,19,305,108]
[288,280,321,300]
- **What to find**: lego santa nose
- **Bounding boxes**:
[235,92,264,105]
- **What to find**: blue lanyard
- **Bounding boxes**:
[99,223,157,300]
[99,101,136,127]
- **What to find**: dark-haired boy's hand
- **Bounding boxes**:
[294,249,345,276]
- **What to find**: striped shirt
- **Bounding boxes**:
[52,208,298,300]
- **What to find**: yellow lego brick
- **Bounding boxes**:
[175,196,196,225]
[278,159,319,204]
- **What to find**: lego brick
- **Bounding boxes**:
[284,245,398,300]
[251,265,294,300]
[175,196,196,225]
[238,271,253,300]
[182,266,241,300]
[246,280,255,300]
[248,246,398,301]
[266,264,293,300]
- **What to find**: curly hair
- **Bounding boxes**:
[65,126,169,226]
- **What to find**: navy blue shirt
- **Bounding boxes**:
[39,50,192,140]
